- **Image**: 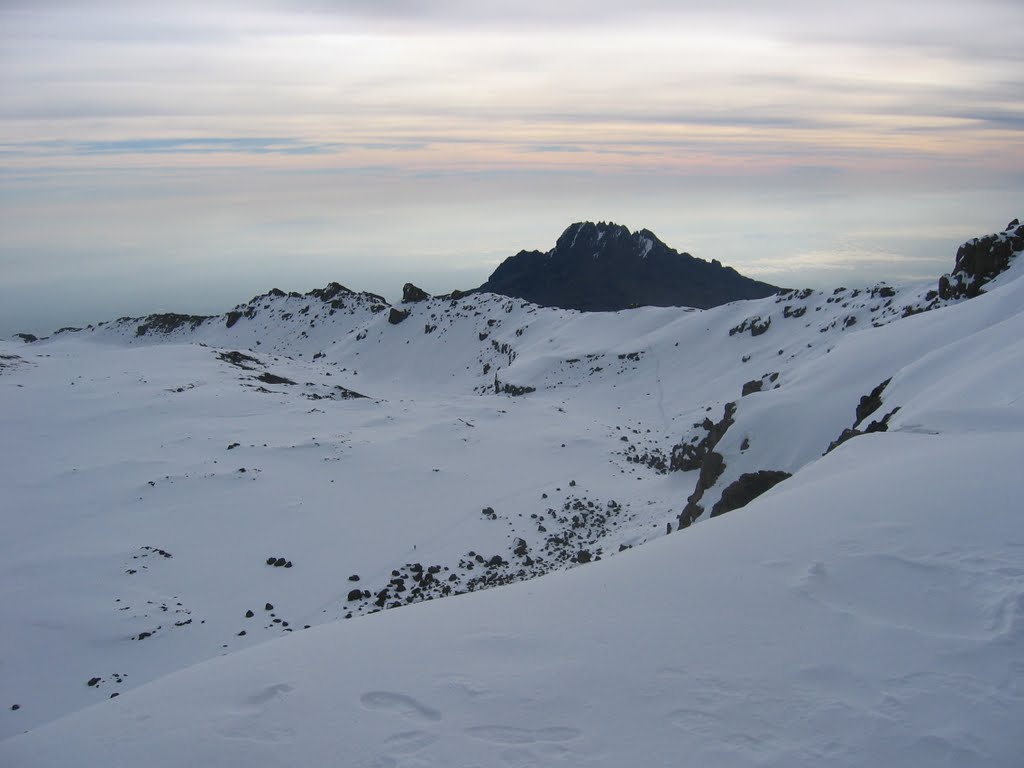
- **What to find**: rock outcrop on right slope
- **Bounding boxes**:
[675,217,1023,531]
[938,219,1023,300]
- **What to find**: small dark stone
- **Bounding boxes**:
[87,677,101,687]
[109,693,119,699]
[273,557,286,567]
[265,602,274,611]
[266,557,276,565]
[348,574,360,581]
[11,704,20,711]
[284,561,292,568]
[245,610,254,618]
[575,550,592,564]
[347,589,364,601]
[237,630,246,636]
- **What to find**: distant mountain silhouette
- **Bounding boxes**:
[477,221,779,310]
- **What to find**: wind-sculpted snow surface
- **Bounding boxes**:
[3,433,1022,766]
[1,223,1022,764]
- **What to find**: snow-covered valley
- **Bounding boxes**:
[1,222,1023,766]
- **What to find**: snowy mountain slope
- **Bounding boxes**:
[3,429,1022,766]
[1,221,1022,760]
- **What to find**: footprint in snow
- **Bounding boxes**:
[359,691,442,722]
[381,730,439,754]
[464,725,582,745]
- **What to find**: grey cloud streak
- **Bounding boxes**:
[1,0,1022,340]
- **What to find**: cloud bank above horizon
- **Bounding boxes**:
[1,0,1022,334]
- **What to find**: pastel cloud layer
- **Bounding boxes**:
[1,1,1022,334]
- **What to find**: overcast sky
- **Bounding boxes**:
[2,1,1022,335]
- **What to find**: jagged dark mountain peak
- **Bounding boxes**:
[477,221,779,311]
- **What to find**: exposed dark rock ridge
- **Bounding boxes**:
[675,402,737,529]
[710,471,792,518]
[477,221,779,311]
[135,314,211,337]
[401,283,431,303]
[938,219,1023,301]
[824,376,907,455]
[670,401,737,474]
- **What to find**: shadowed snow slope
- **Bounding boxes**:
[3,431,1021,767]
[1,225,1022,765]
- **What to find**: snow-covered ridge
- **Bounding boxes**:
[1,220,1022,764]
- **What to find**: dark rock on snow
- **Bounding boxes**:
[741,379,764,396]
[938,220,1023,300]
[388,308,411,325]
[256,372,296,386]
[402,283,431,303]
[825,378,901,454]
[855,378,892,427]
[671,401,736,472]
[710,471,792,517]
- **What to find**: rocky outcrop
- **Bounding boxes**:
[135,313,211,337]
[402,283,431,303]
[494,377,536,396]
[728,316,772,337]
[854,378,891,426]
[477,221,779,311]
[308,282,353,303]
[825,378,901,454]
[710,471,792,518]
[674,402,738,529]
[938,219,1023,300]
[741,379,763,396]
[670,402,736,472]
[388,308,411,325]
